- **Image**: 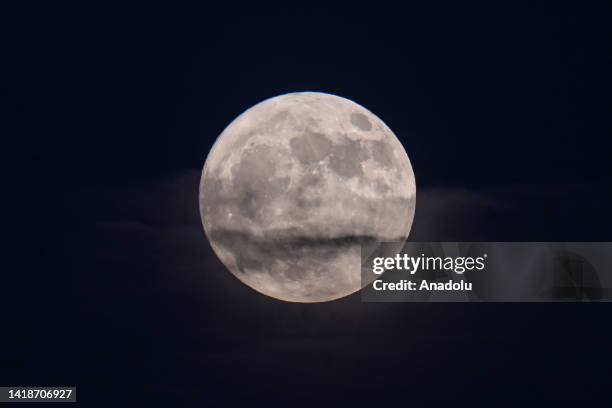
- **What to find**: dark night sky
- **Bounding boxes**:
[8,2,612,406]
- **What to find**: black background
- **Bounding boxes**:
[8,2,612,406]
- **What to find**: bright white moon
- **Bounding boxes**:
[199,92,416,302]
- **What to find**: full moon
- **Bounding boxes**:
[199,92,416,302]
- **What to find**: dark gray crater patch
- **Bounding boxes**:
[290,130,332,164]
[328,138,368,178]
[290,129,370,179]
[368,140,395,167]
[350,112,372,131]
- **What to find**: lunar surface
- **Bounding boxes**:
[199,92,416,302]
